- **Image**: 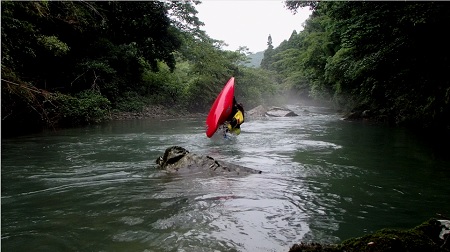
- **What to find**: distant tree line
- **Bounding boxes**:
[1,1,281,137]
[2,1,449,137]
[265,1,450,129]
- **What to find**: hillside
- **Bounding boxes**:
[243,50,264,68]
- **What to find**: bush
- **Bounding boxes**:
[114,91,148,112]
[52,90,111,127]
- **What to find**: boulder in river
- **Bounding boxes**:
[265,106,299,117]
[289,218,450,252]
[155,146,262,175]
[247,105,298,119]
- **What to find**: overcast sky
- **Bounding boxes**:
[195,1,312,53]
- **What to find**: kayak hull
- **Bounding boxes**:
[205,77,235,138]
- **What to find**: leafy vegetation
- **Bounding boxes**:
[272,1,450,130]
[1,1,282,137]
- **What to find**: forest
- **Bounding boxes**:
[2,1,449,137]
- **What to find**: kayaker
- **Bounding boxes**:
[225,96,245,135]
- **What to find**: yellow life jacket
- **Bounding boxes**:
[233,110,244,125]
[227,110,244,135]
[227,126,241,135]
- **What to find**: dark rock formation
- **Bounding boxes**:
[155,146,262,175]
[289,218,450,252]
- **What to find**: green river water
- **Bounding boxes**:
[2,105,449,252]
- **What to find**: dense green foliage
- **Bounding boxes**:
[3,1,450,137]
[272,1,450,129]
[1,1,280,137]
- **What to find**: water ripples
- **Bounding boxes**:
[3,105,449,251]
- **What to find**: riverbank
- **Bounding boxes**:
[110,105,205,120]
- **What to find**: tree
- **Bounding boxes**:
[1,1,204,135]
[281,1,450,129]
[261,34,275,70]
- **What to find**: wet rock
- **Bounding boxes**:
[289,242,337,252]
[246,105,267,118]
[155,146,262,175]
[247,105,298,118]
[289,218,450,252]
[265,106,299,117]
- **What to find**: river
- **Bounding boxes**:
[2,104,449,252]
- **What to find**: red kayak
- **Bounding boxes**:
[205,77,235,138]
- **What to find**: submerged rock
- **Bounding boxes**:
[155,146,262,175]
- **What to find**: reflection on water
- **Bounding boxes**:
[2,105,450,251]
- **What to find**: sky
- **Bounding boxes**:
[195,1,312,53]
